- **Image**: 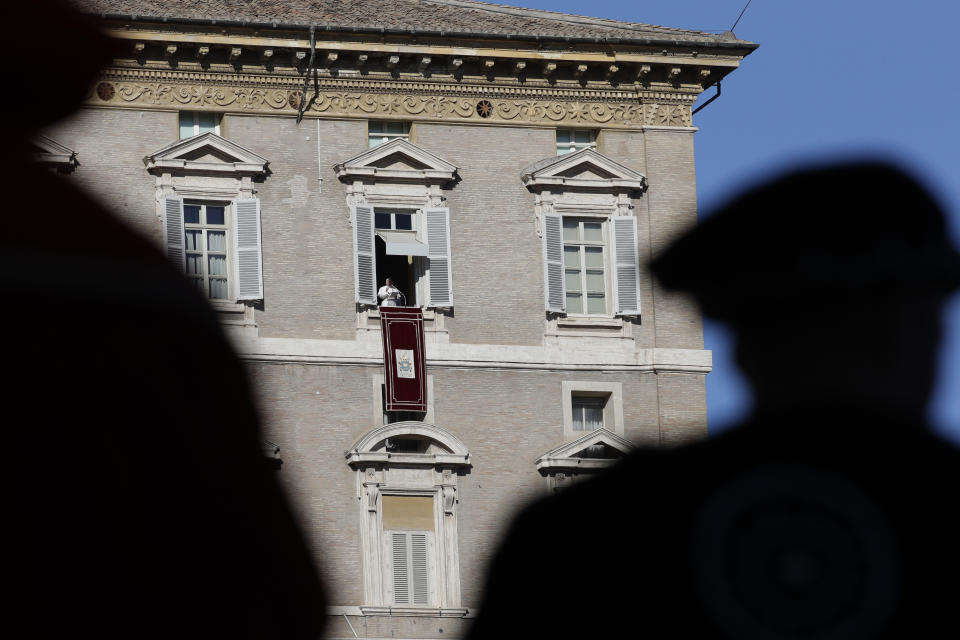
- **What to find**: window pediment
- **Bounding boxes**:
[522,149,646,193]
[535,428,634,473]
[33,135,77,168]
[143,132,269,176]
[346,421,471,469]
[335,139,458,185]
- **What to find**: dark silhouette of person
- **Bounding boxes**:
[466,162,960,639]
[2,2,325,637]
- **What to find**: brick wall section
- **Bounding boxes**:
[228,115,368,340]
[246,359,663,612]
[641,129,704,350]
[600,129,655,348]
[656,372,708,445]
[414,123,556,346]
[43,107,175,245]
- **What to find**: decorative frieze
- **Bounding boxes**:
[88,67,694,128]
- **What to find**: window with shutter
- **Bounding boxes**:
[163,198,263,302]
[610,215,641,316]
[542,212,565,312]
[162,196,186,272]
[234,199,264,301]
[353,204,377,304]
[424,207,453,308]
[389,531,432,606]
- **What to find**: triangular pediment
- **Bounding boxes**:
[522,149,646,191]
[539,429,633,460]
[33,135,77,167]
[143,132,268,175]
[334,138,458,184]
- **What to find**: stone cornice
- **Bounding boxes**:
[87,66,695,129]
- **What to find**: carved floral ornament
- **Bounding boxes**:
[88,79,694,128]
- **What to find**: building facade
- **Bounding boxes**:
[54,1,755,636]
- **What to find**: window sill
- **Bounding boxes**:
[556,315,623,329]
[368,307,436,321]
[209,300,246,314]
[358,606,470,618]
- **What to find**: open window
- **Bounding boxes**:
[336,139,458,311]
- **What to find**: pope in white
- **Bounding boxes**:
[378,278,402,306]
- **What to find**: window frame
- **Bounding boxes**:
[556,129,597,155]
[347,423,469,614]
[561,381,624,440]
[368,121,411,148]
[562,216,611,317]
[182,200,233,301]
[179,111,222,139]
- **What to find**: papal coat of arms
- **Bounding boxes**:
[395,349,415,379]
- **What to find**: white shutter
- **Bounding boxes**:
[161,196,186,273]
[611,215,641,316]
[411,533,429,606]
[392,532,410,605]
[424,207,453,308]
[353,204,377,305]
[542,213,565,312]
[233,199,264,300]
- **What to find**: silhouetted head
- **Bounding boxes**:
[8,1,117,145]
[651,162,960,416]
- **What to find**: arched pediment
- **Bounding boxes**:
[143,132,269,176]
[521,148,646,192]
[334,138,458,185]
[346,421,470,468]
[535,428,634,473]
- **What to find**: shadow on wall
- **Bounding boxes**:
[4,2,326,637]
[467,160,960,639]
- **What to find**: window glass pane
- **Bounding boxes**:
[563,246,580,268]
[197,112,217,132]
[395,214,413,230]
[574,130,592,143]
[206,206,225,225]
[562,219,579,242]
[556,130,570,143]
[179,112,195,139]
[587,294,606,314]
[375,212,392,229]
[572,406,584,430]
[183,205,200,224]
[585,246,604,269]
[185,254,203,275]
[387,122,406,134]
[189,278,205,294]
[565,269,581,292]
[566,293,583,314]
[184,230,202,251]
[208,254,227,276]
[207,231,226,252]
[369,121,384,134]
[369,136,384,148]
[209,278,228,299]
[583,403,603,430]
[557,146,573,155]
[583,222,603,242]
[585,271,605,292]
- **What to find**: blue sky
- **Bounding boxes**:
[498,0,960,439]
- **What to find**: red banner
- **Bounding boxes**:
[380,307,427,413]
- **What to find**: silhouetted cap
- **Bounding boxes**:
[650,162,960,322]
[7,1,118,136]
